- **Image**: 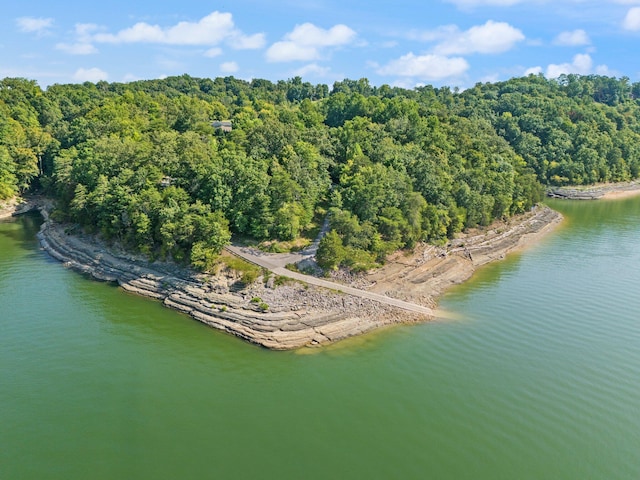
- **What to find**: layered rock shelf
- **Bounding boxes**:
[2,196,564,350]
[547,180,640,200]
[36,209,422,349]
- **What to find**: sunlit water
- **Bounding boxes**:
[1,198,639,479]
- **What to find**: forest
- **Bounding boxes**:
[1,74,639,272]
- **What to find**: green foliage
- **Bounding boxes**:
[222,255,261,285]
[316,230,345,270]
[3,73,640,272]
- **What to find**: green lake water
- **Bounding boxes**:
[1,198,640,479]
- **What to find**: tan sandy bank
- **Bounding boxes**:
[548,180,640,200]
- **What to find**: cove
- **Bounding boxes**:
[1,197,640,479]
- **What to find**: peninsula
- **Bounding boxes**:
[2,73,640,347]
[3,196,561,349]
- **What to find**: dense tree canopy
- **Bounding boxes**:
[1,73,639,271]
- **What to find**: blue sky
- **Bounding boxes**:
[3,0,640,89]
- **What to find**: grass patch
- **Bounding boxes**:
[274,275,291,286]
[218,253,261,285]
[258,237,311,253]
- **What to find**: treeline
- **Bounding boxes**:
[1,74,639,271]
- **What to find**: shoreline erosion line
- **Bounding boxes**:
[1,196,566,349]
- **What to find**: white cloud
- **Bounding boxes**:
[16,17,53,34]
[266,23,357,62]
[434,21,525,55]
[595,64,617,76]
[623,7,640,30]
[231,33,266,50]
[204,47,223,58]
[56,43,98,55]
[539,53,611,78]
[287,23,356,47]
[408,25,459,42]
[76,23,101,37]
[72,67,108,83]
[293,63,332,77]
[266,42,319,62]
[525,66,543,75]
[220,61,239,73]
[554,29,590,46]
[91,11,263,48]
[93,12,233,44]
[377,52,469,80]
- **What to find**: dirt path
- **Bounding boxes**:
[224,245,435,317]
[250,216,331,269]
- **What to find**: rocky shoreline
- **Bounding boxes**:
[35,207,424,350]
[0,197,42,220]
[3,196,563,349]
[350,205,563,307]
[547,180,640,200]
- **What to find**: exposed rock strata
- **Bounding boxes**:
[547,180,640,200]
[36,209,422,349]
[31,202,562,350]
[351,205,563,306]
[0,197,43,220]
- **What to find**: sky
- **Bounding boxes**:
[3,0,640,89]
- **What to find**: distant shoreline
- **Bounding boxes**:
[547,180,640,200]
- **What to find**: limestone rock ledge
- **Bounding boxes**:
[35,210,421,350]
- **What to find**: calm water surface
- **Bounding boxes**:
[1,198,640,479]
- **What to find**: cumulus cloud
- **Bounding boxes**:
[16,17,53,34]
[231,33,266,50]
[220,61,239,73]
[525,66,543,75]
[266,42,319,62]
[293,63,332,77]
[266,23,357,62]
[90,11,263,49]
[76,23,101,38]
[73,67,108,83]
[204,47,223,58]
[623,7,640,30]
[554,29,590,46]
[530,53,612,78]
[546,53,593,77]
[408,25,459,43]
[433,21,525,55]
[377,52,469,80]
[56,43,98,55]
[286,23,356,47]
